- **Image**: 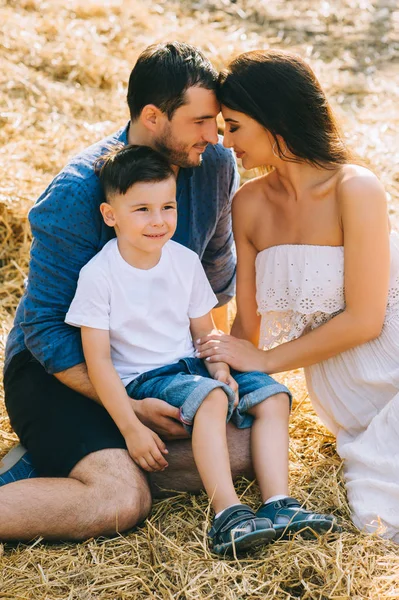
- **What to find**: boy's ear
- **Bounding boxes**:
[100,202,116,227]
[140,104,164,132]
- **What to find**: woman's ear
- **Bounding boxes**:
[100,202,116,227]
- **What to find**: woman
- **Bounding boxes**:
[196,49,399,542]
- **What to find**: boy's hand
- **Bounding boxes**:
[213,369,239,408]
[125,424,169,472]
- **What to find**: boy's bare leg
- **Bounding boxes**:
[0,449,151,541]
[191,389,240,513]
[247,393,290,501]
[150,423,253,497]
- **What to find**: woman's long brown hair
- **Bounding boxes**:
[218,50,352,168]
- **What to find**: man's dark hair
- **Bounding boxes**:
[127,42,218,121]
[96,144,175,201]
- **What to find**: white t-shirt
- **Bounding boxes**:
[65,239,218,385]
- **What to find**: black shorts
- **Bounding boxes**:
[3,350,126,477]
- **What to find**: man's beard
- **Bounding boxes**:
[154,128,205,169]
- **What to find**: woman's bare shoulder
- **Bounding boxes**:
[337,164,385,201]
[232,174,275,240]
[336,165,388,232]
[233,173,273,208]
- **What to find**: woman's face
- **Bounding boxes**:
[221,105,274,170]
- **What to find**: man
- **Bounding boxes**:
[0,42,252,540]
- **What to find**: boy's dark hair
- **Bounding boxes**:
[127,42,218,121]
[96,144,175,200]
[218,49,351,168]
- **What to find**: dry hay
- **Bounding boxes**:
[1,0,399,598]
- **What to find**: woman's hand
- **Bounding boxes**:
[195,332,267,373]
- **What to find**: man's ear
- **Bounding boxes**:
[140,104,164,133]
[100,202,116,227]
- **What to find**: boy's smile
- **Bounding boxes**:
[144,233,168,238]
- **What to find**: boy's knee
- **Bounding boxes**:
[248,392,290,417]
[197,387,229,415]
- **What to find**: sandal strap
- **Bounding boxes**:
[208,504,256,538]
[271,497,301,510]
[272,498,330,518]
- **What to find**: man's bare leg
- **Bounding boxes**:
[150,423,253,497]
[0,449,151,541]
[0,425,252,540]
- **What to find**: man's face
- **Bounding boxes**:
[154,86,220,168]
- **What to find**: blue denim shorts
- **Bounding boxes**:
[125,358,291,434]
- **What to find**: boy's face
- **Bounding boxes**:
[100,177,177,254]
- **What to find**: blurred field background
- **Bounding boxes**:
[1,0,399,598]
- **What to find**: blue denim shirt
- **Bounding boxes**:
[5,123,239,374]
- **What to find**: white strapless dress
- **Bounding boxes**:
[256,232,399,542]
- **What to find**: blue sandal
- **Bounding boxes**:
[256,497,340,540]
[208,504,276,556]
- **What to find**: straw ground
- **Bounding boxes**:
[1,0,399,598]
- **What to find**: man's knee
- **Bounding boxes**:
[89,477,152,536]
[69,449,152,537]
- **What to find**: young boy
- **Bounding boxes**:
[65,145,338,555]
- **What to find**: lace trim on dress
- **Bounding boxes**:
[258,284,399,350]
[258,309,343,349]
[257,284,345,315]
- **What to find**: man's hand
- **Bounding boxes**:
[125,424,169,472]
[213,369,239,407]
[132,397,190,440]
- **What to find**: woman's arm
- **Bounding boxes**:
[230,188,261,345]
[197,170,391,373]
[263,170,390,372]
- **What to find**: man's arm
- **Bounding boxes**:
[21,175,103,375]
[201,149,240,307]
[54,363,99,402]
[54,359,189,438]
